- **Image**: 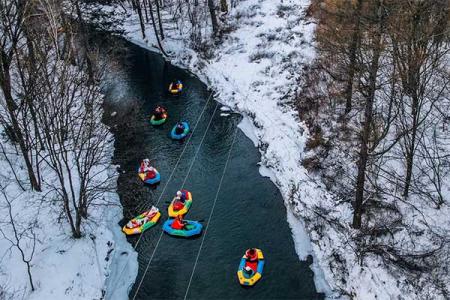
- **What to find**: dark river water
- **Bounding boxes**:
[102,38,322,300]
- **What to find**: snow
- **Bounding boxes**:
[237,115,259,147]
[104,197,139,300]
[0,143,136,299]
[0,74,135,299]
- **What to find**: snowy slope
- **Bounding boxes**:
[0,126,136,300]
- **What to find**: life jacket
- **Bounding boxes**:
[145,170,156,179]
[145,211,156,219]
[175,124,184,134]
[171,218,184,230]
[131,220,140,228]
[154,108,165,119]
[173,201,184,211]
[245,249,258,262]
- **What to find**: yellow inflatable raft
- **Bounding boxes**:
[168,190,192,217]
[237,248,265,286]
[122,207,161,235]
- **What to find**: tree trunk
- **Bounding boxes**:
[344,0,363,114]
[353,2,383,229]
[134,0,147,39]
[403,92,419,198]
[75,0,94,83]
[142,0,149,22]
[208,0,219,36]
[148,0,169,56]
[74,208,82,238]
[220,0,228,13]
[0,56,41,191]
[154,0,164,40]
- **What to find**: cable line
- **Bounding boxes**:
[183,123,240,300]
[110,91,214,299]
[131,101,220,300]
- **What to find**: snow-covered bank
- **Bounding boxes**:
[0,139,136,299]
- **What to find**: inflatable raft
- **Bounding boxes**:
[138,167,161,185]
[162,219,203,237]
[237,248,264,286]
[168,190,193,217]
[168,81,183,95]
[170,122,190,140]
[150,113,168,125]
[122,207,161,235]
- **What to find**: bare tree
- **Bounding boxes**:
[0,0,41,191]
[389,0,450,198]
[353,0,385,229]
[208,0,219,36]
[33,55,112,238]
[0,184,36,292]
[134,0,147,39]
[344,0,363,114]
[154,0,165,40]
[147,0,169,56]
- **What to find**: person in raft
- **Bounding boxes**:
[172,191,186,211]
[125,207,158,229]
[146,166,157,179]
[154,106,166,120]
[142,207,157,220]
[175,122,185,135]
[141,159,151,172]
[243,266,254,276]
[172,79,181,90]
[126,217,145,229]
[171,215,186,230]
[176,190,186,203]
[245,248,258,261]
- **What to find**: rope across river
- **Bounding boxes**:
[131,100,222,299]
[129,75,254,300]
[183,122,240,300]
[110,90,214,298]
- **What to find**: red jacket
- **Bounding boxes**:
[172,218,184,230]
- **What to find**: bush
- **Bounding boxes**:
[249,49,275,62]
[305,126,326,151]
[302,156,322,172]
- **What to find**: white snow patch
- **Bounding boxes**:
[258,164,277,182]
[237,115,259,147]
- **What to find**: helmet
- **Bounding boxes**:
[244,266,252,272]
[176,191,182,197]
[144,158,150,163]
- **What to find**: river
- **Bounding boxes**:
[102,38,322,300]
